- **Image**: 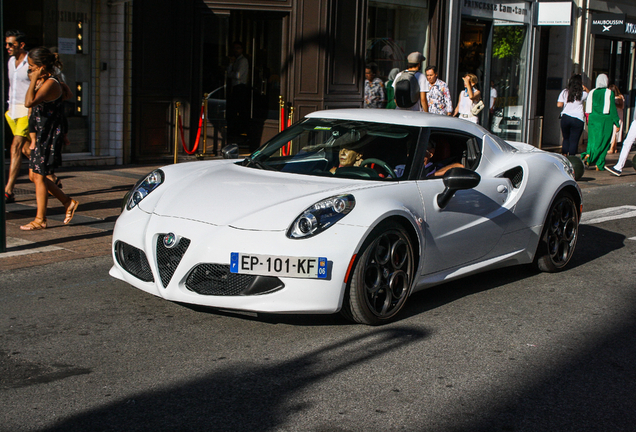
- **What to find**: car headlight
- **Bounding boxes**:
[287,194,355,239]
[124,169,165,211]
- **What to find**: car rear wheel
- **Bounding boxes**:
[534,193,579,272]
[344,222,415,325]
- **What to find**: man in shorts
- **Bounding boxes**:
[4,29,30,203]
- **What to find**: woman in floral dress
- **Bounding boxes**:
[21,47,78,230]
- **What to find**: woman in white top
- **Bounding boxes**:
[453,73,481,124]
[608,84,624,154]
[557,74,588,156]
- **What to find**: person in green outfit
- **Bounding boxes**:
[581,74,620,171]
[385,68,399,109]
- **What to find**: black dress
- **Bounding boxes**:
[29,77,64,176]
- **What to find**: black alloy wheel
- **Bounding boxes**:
[344,222,415,325]
[534,193,579,272]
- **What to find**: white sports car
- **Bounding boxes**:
[110,109,581,325]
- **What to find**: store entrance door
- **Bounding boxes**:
[458,20,490,126]
[592,38,631,94]
[200,10,284,153]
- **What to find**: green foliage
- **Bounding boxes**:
[492,26,526,59]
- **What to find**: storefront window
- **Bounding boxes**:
[5,0,92,154]
[366,0,429,79]
[490,21,528,141]
[459,0,531,141]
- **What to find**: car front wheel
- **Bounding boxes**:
[344,222,415,325]
[534,193,579,272]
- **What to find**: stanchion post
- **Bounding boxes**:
[174,102,180,164]
[288,105,294,154]
[279,95,284,132]
[202,94,208,156]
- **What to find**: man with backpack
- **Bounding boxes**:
[391,52,429,112]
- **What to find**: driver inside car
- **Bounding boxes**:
[330,147,364,173]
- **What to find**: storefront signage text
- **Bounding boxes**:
[462,0,531,24]
[590,13,636,40]
[537,2,571,26]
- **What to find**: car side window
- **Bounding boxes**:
[418,131,482,180]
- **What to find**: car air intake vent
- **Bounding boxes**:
[503,166,523,188]
[114,241,154,282]
[186,264,284,296]
[156,234,191,288]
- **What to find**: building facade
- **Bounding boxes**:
[4,0,636,164]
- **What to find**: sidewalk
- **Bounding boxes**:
[1,150,635,271]
[1,164,161,271]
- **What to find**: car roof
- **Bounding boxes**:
[305,109,488,135]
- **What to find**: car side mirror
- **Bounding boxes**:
[437,168,481,209]
[221,144,239,159]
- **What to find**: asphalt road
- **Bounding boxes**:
[2,182,636,432]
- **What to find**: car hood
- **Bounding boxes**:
[151,162,374,231]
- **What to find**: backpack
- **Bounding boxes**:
[393,70,420,108]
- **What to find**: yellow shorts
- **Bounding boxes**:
[5,111,30,139]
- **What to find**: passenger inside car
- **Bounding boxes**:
[422,139,464,178]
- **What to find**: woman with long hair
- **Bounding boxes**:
[557,74,588,156]
[608,84,624,154]
[21,46,78,230]
[581,74,621,171]
[453,73,481,124]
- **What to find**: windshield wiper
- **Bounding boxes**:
[242,156,271,170]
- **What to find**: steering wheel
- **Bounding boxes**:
[360,158,397,178]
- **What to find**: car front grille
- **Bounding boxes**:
[114,241,154,282]
[156,234,191,288]
[185,264,284,296]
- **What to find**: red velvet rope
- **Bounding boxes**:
[177,105,204,155]
[280,106,288,156]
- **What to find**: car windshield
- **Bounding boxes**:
[244,118,420,180]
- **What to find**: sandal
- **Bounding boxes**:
[64,199,79,224]
[5,192,15,204]
[20,218,47,231]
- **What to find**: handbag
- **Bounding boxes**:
[471,100,485,116]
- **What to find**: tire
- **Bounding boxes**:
[534,193,579,272]
[343,222,415,325]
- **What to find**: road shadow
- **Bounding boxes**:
[2,231,113,254]
[424,298,636,431]
[179,302,351,327]
[5,198,125,221]
[568,224,626,269]
[40,327,428,432]
[400,223,624,321]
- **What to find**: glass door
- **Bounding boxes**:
[200,10,284,152]
[458,20,488,123]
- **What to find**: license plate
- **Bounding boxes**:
[507,120,520,126]
[230,253,328,279]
